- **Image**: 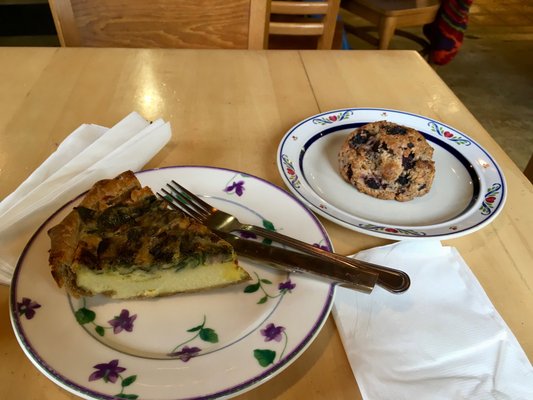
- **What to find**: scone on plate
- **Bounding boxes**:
[338,121,435,201]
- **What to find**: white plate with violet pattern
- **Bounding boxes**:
[10,166,335,400]
[277,108,506,240]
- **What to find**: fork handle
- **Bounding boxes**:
[242,225,410,293]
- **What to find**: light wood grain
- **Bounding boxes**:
[248,0,271,49]
[0,47,531,400]
[49,0,342,50]
[49,0,258,48]
[268,0,341,49]
[271,1,330,14]
[269,21,325,35]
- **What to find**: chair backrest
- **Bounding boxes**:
[267,0,342,49]
[49,0,270,49]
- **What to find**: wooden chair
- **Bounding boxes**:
[267,0,342,49]
[341,0,440,50]
[48,0,270,49]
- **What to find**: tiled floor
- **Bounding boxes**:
[342,0,533,171]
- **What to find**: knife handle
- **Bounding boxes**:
[219,232,379,293]
[242,225,410,293]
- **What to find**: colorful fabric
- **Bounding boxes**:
[424,0,474,65]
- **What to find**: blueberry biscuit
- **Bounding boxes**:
[338,121,435,201]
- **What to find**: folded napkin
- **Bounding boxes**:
[0,112,171,285]
[333,241,533,400]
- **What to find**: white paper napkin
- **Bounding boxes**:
[0,112,171,285]
[333,240,533,400]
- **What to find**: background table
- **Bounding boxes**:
[0,47,531,400]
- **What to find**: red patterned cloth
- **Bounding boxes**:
[424,0,474,65]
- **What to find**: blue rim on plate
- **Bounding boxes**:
[277,108,506,240]
[10,166,335,400]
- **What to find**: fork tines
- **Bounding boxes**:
[159,181,210,221]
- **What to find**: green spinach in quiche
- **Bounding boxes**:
[48,171,250,299]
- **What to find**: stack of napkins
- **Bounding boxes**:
[333,240,533,400]
[0,112,171,285]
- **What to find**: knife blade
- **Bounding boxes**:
[216,230,379,293]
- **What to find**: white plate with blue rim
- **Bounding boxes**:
[10,166,334,400]
[277,108,506,240]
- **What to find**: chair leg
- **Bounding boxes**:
[525,153,533,184]
[378,17,396,50]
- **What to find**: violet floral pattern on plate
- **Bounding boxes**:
[224,172,250,197]
[75,299,137,337]
[238,218,277,246]
[244,272,296,305]
[312,240,331,252]
[222,178,278,245]
[168,315,219,361]
[17,297,41,320]
[88,359,138,399]
[254,322,288,367]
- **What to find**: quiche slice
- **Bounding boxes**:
[48,171,250,299]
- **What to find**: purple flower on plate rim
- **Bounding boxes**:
[244,272,296,304]
[75,300,137,337]
[167,315,219,361]
[108,309,137,334]
[261,323,285,342]
[254,322,289,367]
[88,359,139,398]
[278,280,296,293]
[168,346,202,362]
[17,297,41,320]
[239,231,257,239]
[89,359,126,383]
[312,242,330,251]
[224,180,245,196]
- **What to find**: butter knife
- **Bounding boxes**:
[216,230,379,293]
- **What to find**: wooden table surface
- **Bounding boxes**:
[0,47,531,400]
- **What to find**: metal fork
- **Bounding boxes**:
[160,180,410,293]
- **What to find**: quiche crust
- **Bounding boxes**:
[48,171,250,299]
